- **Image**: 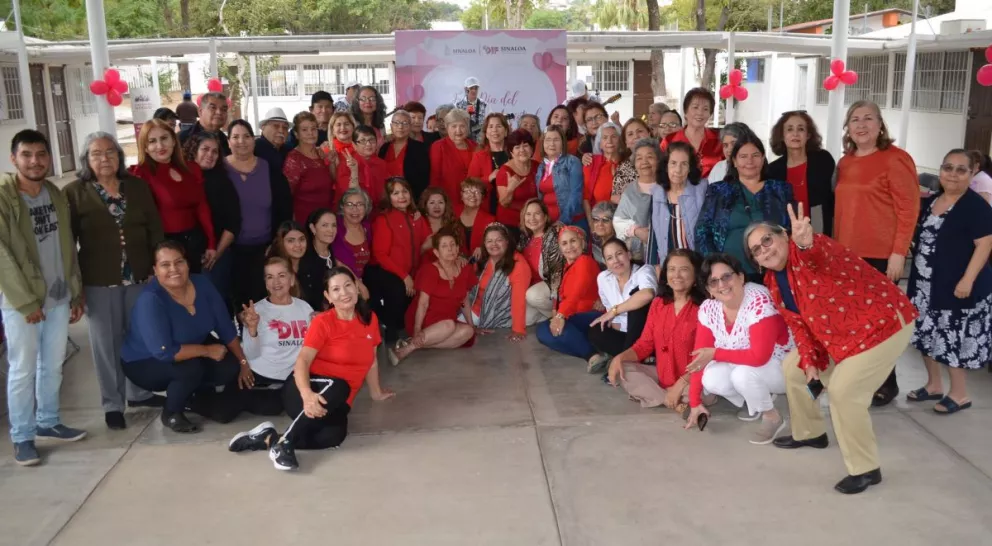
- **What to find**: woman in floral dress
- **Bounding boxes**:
[907,149,992,414]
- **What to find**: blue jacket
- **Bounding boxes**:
[536,154,584,227]
[695,179,794,256]
[652,179,708,256]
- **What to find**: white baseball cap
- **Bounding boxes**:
[464,77,480,88]
[346,81,360,90]
[571,80,588,96]
[260,107,291,127]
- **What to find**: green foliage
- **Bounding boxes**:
[525,5,592,30]
[592,0,648,30]
[460,0,538,29]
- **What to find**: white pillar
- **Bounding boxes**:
[209,38,219,78]
[725,32,736,124]
[150,57,160,95]
[11,0,36,129]
[85,0,116,136]
[250,55,260,128]
[897,0,920,148]
[825,0,850,157]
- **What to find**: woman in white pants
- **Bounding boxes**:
[685,253,793,445]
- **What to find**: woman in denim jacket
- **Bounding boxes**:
[536,125,588,234]
[652,141,708,259]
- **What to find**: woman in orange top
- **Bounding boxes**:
[661,88,723,178]
[430,108,477,202]
[547,105,580,156]
[469,222,530,340]
[495,129,539,231]
[833,99,920,407]
[365,177,433,344]
[455,177,495,261]
[235,266,393,471]
[536,225,601,360]
[468,113,511,214]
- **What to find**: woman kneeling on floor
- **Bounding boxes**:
[684,254,792,445]
[586,238,656,374]
[536,226,602,361]
[607,249,705,410]
[229,266,394,470]
[121,241,255,433]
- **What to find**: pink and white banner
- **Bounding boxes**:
[395,30,566,123]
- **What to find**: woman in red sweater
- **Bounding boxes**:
[130,118,216,274]
[494,129,539,232]
[455,177,495,261]
[430,109,477,203]
[350,125,387,208]
[834,100,920,407]
[535,226,601,360]
[284,112,335,224]
[608,249,705,409]
[744,211,917,494]
[468,113,511,214]
[365,177,433,344]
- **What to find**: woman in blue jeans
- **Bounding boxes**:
[121,241,254,433]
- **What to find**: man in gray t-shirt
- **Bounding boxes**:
[20,186,68,309]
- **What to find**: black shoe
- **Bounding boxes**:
[129,395,167,408]
[228,421,278,453]
[105,411,126,430]
[161,411,201,434]
[772,433,829,449]
[834,468,882,494]
[269,438,299,471]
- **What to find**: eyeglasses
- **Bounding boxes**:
[659,122,681,129]
[358,97,377,104]
[585,114,606,123]
[591,216,613,224]
[391,121,410,127]
[356,138,377,145]
[461,188,482,195]
[90,150,118,160]
[343,201,366,209]
[940,163,970,175]
[706,272,736,289]
[748,233,775,258]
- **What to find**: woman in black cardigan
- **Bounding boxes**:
[767,110,836,236]
[379,109,431,201]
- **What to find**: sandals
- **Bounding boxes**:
[934,396,972,415]
[388,339,410,366]
[906,387,943,402]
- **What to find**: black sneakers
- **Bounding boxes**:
[228,422,278,453]
[269,438,299,471]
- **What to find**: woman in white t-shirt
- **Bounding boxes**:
[238,256,315,415]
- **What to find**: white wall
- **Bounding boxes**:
[0,121,30,172]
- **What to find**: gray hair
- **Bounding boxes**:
[77,131,127,183]
[391,109,411,122]
[741,221,787,266]
[648,102,670,116]
[444,108,471,127]
[518,113,541,131]
[631,137,663,166]
[338,187,372,217]
[435,103,455,117]
[591,200,616,219]
[593,121,621,155]
[718,122,751,144]
[200,92,226,106]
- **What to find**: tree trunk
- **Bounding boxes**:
[645,0,666,98]
[699,5,729,90]
[178,0,191,92]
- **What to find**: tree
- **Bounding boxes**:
[592,0,666,97]
[460,0,537,29]
[525,3,591,30]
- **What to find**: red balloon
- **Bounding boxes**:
[985,46,992,64]
[106,89,123,107]
[111,80,129,94]
[104,68,120,86]
[729,69,743,86]
[89,80,109,95]
[733,86,749,101]
[977,64,992,87]
[823,75,840,91]
[719,84,733,100]
[207,77,224,93]
[839,70,858,86]
[830,59,846,77]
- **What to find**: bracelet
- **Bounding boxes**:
[610,305,620,315]
[555,313,565,320]
[239,359,248,366]
[796,240,813,251]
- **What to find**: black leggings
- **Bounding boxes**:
[282,372,352,450]
[586,304,649,357]
[364,264,410,343]
[231,243,269,311]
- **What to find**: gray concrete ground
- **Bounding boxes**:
[1,318,991,546]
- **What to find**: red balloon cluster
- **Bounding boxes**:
[719,69,748,102]
[89,68,129,107]
[823,59,858,91]
[976,46,992,87]
[197,78,227,107]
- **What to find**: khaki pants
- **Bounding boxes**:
[526,282,554,325]
[619,363,687,409]
[783,321,914,476]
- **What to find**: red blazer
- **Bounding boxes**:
[763,234,919,371]
[583,155,618,206]
[430,137,477,203]
[556,254,600,317]
[454,204,495,257]
[371,208,432,280]
[662,128,723,179]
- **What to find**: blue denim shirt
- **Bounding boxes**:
[535,154,584,226]
[651,179,709,256]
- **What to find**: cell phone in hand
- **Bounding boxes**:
[807,378,824,400]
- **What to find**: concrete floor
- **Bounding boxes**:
[1,319,991,546]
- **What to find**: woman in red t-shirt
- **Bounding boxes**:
[495,129,539,230]
[228,266,394,471]
[391,228,478,363]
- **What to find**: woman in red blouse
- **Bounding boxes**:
[350,125,387,208]
[745,209,917,495]
[391,228,478,363]
[468,113,511,214]
[767,111,836,235]
[584,122,624,208]
[379,110,431,200]
[456,178,495,261]
[420,187,457,237]
[535,226,601,360]
[365,177,433,344]
[607,249,705,409]
[495,129,539,231]
[430,109,477,203]
[661,88,723,178]
[284,112,335,224]
[130,118,216,274]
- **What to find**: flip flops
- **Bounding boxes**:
[934,396,972,415]
[906,387,944,402]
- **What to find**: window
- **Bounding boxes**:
[303,64,342,95]
[259,65,299,97]
[815,57,830,105]
[592,60,630,93]
[68,66,98,116]
[796,64,808,110]
[0,65,24,122]
[893,51,969,113]
[745,58,765,83]
[343,63,390,96]
[843,55,888,107]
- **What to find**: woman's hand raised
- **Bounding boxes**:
[788,203,813,248]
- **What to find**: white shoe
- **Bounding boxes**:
[750,417,788,445]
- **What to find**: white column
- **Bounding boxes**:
[767,53,778,132]
[85,0,116,135]
[209,38,219,78]
[725,32,736,124]
[679,47,688,103]
[11,0,36,128]
[41,68,63,176]
[249,55,260,127]
[825,0,851,157]
[897,0,920,148]
[150,58,160,94]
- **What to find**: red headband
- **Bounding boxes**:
[558,225,586,242]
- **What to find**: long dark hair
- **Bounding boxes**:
[305,207,336,262]
[725,129,768,182]
[657,249,705,305]
[267,220,307,265]
[546,105,576,140]
[658,141,702,191]
[350,86,386,131]
[477,223,516,276]
[324,265,373,324]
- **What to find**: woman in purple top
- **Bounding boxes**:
[332,187,374,279]
[225,120,273,310]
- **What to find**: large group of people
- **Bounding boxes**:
[2,79,991,497]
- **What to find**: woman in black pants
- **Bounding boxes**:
[227,266,395,471]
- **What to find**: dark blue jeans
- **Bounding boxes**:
[536,311,600,360]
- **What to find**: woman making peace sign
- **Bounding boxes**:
[742,204,917,495]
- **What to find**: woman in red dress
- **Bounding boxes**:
[284,112,335,224]
[455,177,495,261]
[494,129,539,231]
[391,227,478,364]
[430,108,478,202]
[468,113,511,214]
[130,118,217,274]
